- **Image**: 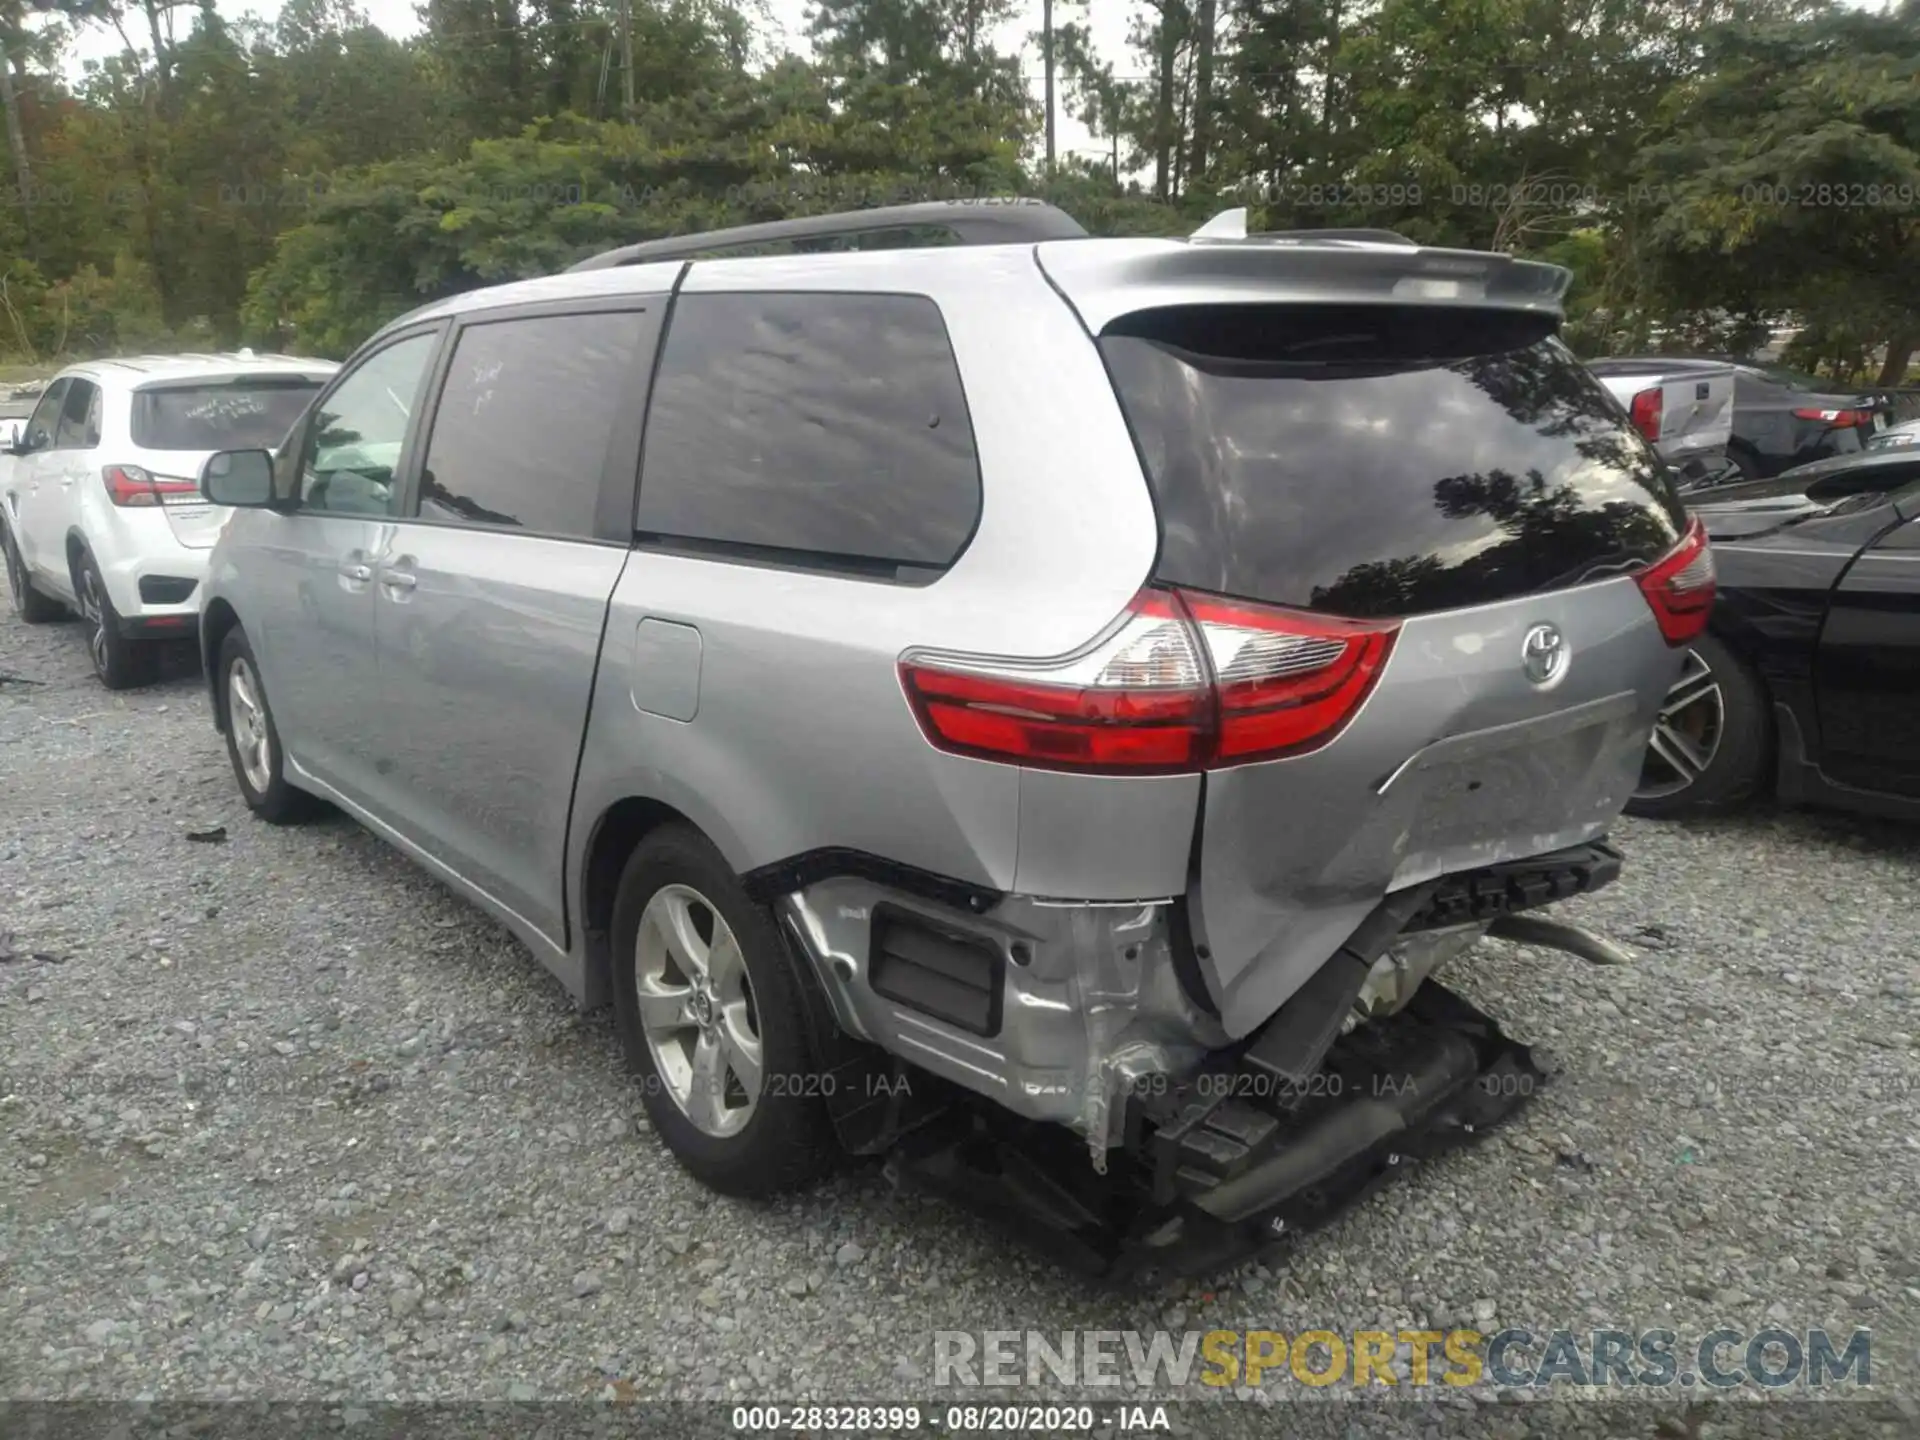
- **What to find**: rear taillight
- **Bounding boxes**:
[1793,407,1874,427]
[898,589,1399,774]
[1634,514,1716,646]
[103,465,199,508]
[1628,386,1663,443]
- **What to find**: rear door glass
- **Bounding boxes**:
[414,308,654,540]
[1099,304,1687,619]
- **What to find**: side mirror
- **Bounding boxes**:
[200,449,277,507]
[0,421,22,454]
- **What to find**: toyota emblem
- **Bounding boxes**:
[1521,623,1569,687]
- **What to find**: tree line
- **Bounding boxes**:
[0,0,1915,380]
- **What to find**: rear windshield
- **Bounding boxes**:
[1099,305,1687,619]
[131,380,322,450]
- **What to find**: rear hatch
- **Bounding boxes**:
[1038,239,1695,1034]
[130,375,325,548]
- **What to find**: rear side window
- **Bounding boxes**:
[132,381,323,450]
[417,309,651,539]
[637,292,980,576]
[1100,305,1687,620]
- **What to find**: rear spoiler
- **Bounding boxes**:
[132,372,334,391]
[1035,230,1572,336]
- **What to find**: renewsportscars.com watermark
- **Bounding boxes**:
[933,1327,1872,1392]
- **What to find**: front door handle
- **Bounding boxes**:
[338,561,373,582]
[379,555,418,597]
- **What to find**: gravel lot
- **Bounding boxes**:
[3,604,1918,1437]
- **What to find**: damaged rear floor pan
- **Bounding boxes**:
[882,980,1546,1284]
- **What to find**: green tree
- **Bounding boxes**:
[1637,0,1920,382]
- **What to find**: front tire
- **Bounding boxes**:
[3,520,65,624]
[219,627,321,824]
[610,825,839,1197]
[73,550,158,689]
[1628,631,1772,819]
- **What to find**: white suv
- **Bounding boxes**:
[0,352,336,687]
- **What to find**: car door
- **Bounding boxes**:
[8,378,70,584]
[1814,509,1920,796]
[237,327,443,810]
[42,378,103,550]
[368,299,663,947]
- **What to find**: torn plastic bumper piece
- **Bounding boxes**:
[885,980,1545,1283]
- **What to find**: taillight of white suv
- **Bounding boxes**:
[103,465,200,507]
[898,588,1399,774]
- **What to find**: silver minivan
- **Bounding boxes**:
[195,202,1712,1277]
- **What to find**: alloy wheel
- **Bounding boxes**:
[227,656,275,794]
[75,565,109,677]
[1636,648,1725,800]
[633,883,763,1138]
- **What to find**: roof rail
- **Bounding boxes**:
[567,198,1090,272]
[1189,208,1417,247]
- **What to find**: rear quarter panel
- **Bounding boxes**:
[567,246,1190,906]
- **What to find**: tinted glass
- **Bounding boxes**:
[1754,364,1833,391]
[1100,305,1687,620]
[417,309,647,538]
[132,381,322,450]
[54,380,97,448]
[25,380,67,448]
[301,332,438,516]
[637,292,979,572]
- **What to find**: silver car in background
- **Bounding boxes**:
[192,201,1713,1278]
[1588,357,1739,490]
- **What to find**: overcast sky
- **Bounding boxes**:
[59,0,1140,167]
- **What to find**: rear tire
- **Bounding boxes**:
[3,519,64,624]
[610,824,839,1197]
[1627,631,1771,819]
[219,626,321,824]
[73,550,159,689]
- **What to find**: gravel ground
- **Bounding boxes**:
[3,604,1918,1438]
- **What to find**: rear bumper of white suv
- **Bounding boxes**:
[89,510,208,640]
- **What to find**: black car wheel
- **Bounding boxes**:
[72,551,159,690]
[1725,445,1764,482]
[1628,632,1771,818]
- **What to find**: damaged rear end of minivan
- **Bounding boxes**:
[784,225,1712,1281]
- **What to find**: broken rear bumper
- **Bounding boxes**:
[886,979,1546,1283]
[1112,982,1544,1280]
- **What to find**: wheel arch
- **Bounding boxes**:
[201,599,243,733]
[578,795,701,1011]
[1630,624,1777,816]
[1724,435,1766,479]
